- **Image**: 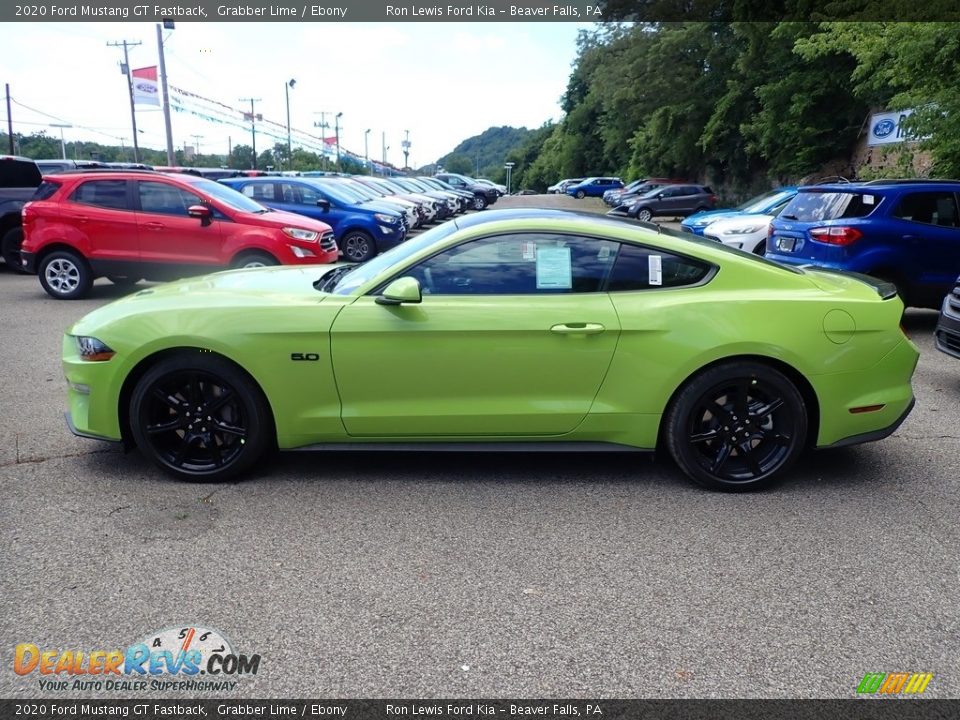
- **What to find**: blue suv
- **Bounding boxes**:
[767,180,960,308]
[566,177,623,199]
[221,177,406,262]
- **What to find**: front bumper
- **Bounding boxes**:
[935,292,960,359]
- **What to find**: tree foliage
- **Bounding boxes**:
[503,21,960,196]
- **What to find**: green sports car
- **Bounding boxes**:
[63,209,918,491]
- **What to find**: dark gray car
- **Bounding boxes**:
[614,184,717,221]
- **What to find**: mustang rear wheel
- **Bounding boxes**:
[665,362,807,492]
[129,354,272,482]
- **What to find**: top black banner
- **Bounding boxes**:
[2,0,959,23]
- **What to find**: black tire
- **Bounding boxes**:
[107,275,141,287]
[232,251,279,269]
[2,227,28,274]
[665,361,808,492]
[635,207,653,222]
[341,230,377,262]
[38,250,93,300]
[472,195,489,211]
[129,353,272,482]
[575,190,586,199]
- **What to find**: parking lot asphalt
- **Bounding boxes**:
[1,196,958,699]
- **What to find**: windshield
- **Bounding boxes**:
[738,189,792,213]
[308,180,357,205]
[331,221,460,295]
[391,178,422,193]
[780,191,877,222]
[320,180,368,203]
[193,179,268,213]
[338,180,380,201]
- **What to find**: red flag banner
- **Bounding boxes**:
[131,67,160,107]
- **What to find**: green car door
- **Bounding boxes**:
[330,232,623,437]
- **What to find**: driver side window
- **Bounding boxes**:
[398,233,619,295]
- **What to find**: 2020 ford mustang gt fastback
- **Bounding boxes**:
[62,209,918,491]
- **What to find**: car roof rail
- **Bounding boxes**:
[859,177,960,185]
[44,167,160,175]
[811,175,855,185]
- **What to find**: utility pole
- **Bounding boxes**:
[402,130,411,170]
[381,131,387,165]
[5,84,13,154]
[155,23,175,166]
[364,129,371,174]
[192,134,204,163]
[285,79,296,170]
[107,39,142,162]
[227,135,232,165]
[240,98,261,169]
[313,112,332,168]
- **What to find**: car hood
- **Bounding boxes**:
[69,265,339,335]
[704,213,774,233]
[683,209,738,226]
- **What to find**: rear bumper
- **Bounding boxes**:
[935,293,960,359]
[822,397,915,449]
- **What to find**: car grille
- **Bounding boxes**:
[320,231,337,252]
[949,283,960,313]
[937,328,960,355]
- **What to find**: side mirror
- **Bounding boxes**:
[376,276,422,306]
[188,204,212,226]
[316,199,331,212]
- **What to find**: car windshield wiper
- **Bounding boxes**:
[314,265,353,293]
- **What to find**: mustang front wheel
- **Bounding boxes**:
[129,354,272,482]
[665,362,807,492]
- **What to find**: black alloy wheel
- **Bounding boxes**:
[666,362,807,491]
[129,354,272,482]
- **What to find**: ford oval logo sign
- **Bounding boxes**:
[135,83,157,94]
[873,119,896,138]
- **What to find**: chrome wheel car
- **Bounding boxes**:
[39,250,92,300]
[666,362,807,491]
[472,195,488,211]
[635,208,653,222]
[129,354,271,481]
[342,230,376,262]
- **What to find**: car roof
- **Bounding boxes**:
[800,180,960,193]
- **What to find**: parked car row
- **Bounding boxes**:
[14,162,499,299]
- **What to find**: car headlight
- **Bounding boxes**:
[374,213,398,225]
[721,224,765,235]
[282,227,319,242]
[75,336,115,362]
[692,218,714,227]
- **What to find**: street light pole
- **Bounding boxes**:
[50,123,72,160]
[155,22,175,166]
[334,112,343,171]
[240,97,261,169]
[285,78,296,170]
[364,129,370,174]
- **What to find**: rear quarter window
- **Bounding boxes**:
[607,243,713,291]
[32,181,61,201]
[781,191,878,222]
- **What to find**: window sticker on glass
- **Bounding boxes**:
[598,245,612,261]
[536,246,573,289]
[648,254,663,286]
[521,241,536,261]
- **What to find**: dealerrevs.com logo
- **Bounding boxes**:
[14,626,261,692]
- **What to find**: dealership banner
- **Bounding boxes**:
[866,109,921,146]
[131,66,160,107]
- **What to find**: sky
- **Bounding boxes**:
[1,22,590,167]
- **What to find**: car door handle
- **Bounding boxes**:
[550,323,605,335]
[144,222,166,230]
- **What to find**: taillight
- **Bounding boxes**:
[709,195,717,204]
[809,226,863,245]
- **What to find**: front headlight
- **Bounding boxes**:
[721,224,765,235]
[374,213,398,225]
[75,336,115,362]
[692,218,714,227]
[282,227,319,242]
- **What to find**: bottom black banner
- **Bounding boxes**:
[0,700,957,720]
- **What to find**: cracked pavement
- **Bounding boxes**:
[1,243,958,699]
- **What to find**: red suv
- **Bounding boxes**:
[20,170,338,299]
